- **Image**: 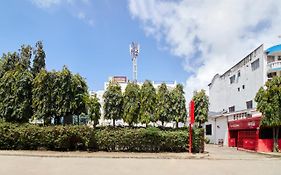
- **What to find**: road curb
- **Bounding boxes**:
[0,151,210,160]
[237,148,281,158]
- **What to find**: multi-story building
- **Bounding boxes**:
[90,76,178,126]
[206,44,281,152]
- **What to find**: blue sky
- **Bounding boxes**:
[0,0,187,91]
[1,0,281,99]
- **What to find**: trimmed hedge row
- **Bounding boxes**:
[0,122,204,152]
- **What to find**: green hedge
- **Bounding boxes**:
[0,122,204,152]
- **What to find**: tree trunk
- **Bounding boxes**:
[113,119,115,127]
[276,127,279,152]
[273,127,279,152]
[176,121,179,128]
[161,120,164,126]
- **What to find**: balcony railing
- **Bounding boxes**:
[267,61,281,72]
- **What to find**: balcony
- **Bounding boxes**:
[267,61,281,73]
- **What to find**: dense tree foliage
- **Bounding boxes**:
[156,83,172,126]
[52,67,88,124]
[193,90,209,127]
[255,76,281,152]
[139,80,156,126]
[170,84,187,128]
[32,41,46,75]
[0,69,33,123]
[0,49,33,123]
[0,42,194,129]
[0,42,88,125]
[86,94,101,128]
[103,81,123,127]
[32,70,54,124]
[123,82,140,126]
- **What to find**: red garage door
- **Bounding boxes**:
[237,130,257,150]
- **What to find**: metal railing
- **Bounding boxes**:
[267,60,281,72]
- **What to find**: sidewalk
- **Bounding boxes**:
[206,144,281,160]
[237,147,281,158]
[0,150,208,159]
[0,144,280,160]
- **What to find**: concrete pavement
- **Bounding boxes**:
[0,145,280,175]
[0,155,280,175]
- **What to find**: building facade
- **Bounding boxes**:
[206,44,281,152]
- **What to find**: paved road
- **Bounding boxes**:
[0,145,280,175]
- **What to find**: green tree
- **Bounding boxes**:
[255,76,281,152]
[0,52,19,77]
[123,82,140,126]
[19,45,32,70]
[0,69,33,123]
[171,84,187,128]
[139,80,156,126]
[32,41,46,75]
[52,66,88,124]
[156,83,172,126]
[86,94,101,128]
[32,69,54,124]
[72,74,88,116]
[103,81,123,127]
[193,90,209,127]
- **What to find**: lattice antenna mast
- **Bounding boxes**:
[130,42,140,82]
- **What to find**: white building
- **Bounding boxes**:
[206,44,281,146]
[90,76,178,126]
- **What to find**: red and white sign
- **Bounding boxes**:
[228,117,261,130]
[112,76,127,83]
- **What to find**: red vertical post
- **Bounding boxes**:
[189,100,195,153]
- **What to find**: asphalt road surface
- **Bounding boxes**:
[0,156,280,175]
[0,145,280,175]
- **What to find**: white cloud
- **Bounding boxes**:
[30,0,90,8]
[30,0,94,26]
[31,0,62,8]
[128,0,281,100]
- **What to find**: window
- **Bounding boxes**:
[278,56,281,61]
[242,85,245,89]
[237,71,241,77]
[229,106,235,112]
[268,72,277,78]
[246,100,253,109]
[238,87,240,92]
[230,75,236,84]
[251,58,260,71]
[206,124,212,135]
[267,56,275,63]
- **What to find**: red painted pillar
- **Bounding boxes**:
[255,128,260,152]
[189,100,195,153]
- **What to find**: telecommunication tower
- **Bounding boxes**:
[130,42,140,82]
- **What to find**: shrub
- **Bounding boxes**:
[92,127,204,152]
[0,121,204,152]
[0,122,95,151]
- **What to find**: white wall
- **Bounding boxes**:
[209,45,266,113]
[205,116,228,146]
[215,117,229,146]
[205,118,216,144]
